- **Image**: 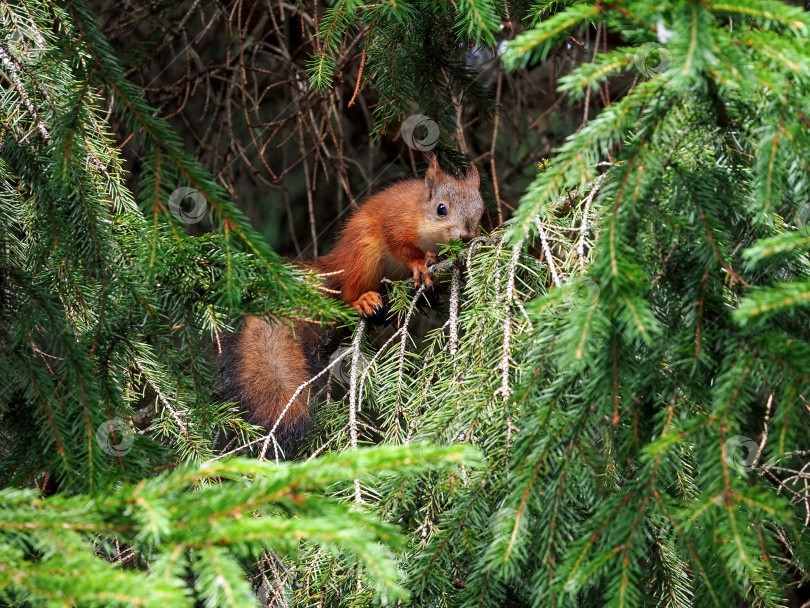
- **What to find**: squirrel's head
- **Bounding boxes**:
[421,155,485,246]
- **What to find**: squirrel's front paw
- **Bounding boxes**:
[351,291,383,317]
[411,252,437,289]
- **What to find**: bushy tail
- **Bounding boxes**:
[219,317,317,458]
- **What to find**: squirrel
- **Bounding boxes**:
[218,155,485,457]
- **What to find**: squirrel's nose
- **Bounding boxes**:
[460,232,476,243]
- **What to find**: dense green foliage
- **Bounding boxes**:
[0,1,349,484]
[302,0,810,605]
[0,1,472,604]
[0,445,476,606]
[2,0,810,607]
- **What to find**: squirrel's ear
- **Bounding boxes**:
[425,153,443,193]
[465,163,480,189]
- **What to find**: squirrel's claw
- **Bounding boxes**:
[411,264,432,289]
[411,252,437,289]
[351,291,383,317]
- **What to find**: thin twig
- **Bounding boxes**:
[349,319,367,503]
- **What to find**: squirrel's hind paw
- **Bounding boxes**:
[351,291,383,317]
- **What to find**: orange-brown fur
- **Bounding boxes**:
[311,156,484,313]
[219,156,485,456]
[228,317,309,433]
[219,315,340,457]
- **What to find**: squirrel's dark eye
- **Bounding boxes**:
[436,203,448,217]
